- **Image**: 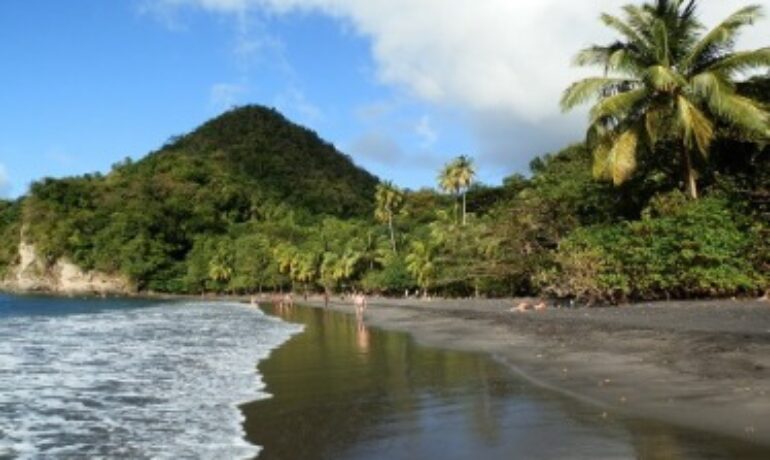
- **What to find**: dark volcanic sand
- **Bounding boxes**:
[242,304,770,460]
[295,297,770,448]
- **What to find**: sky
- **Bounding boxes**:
[0,0,768,198]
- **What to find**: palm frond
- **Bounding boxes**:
[650,19,671,65]
[608,129,640,185]
[707,47,770,75]
[601,13,649,50]
[591,129,639,185]
[592,138,613,181]
[573,45,619,68]
[677,95,715,155]
[623,5,652,32]
[589,88,648,124]
[644,106,670,145]
[711,93,770,138]
[646,65,686,91]
[684,5,764,71]
[561,77,639,111]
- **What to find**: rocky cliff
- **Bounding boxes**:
[0,241,134,295]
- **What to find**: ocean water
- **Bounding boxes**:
[0,294,302,459]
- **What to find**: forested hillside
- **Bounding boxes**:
[0,80,766,300]
[0,106,379,291]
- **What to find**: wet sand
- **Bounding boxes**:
[241,307,770,460]
[294,297,770,449]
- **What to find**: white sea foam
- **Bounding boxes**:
[0,301,303,459]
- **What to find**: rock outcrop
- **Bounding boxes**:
[0,241,134,295]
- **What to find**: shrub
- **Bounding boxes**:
[540,195,765,303]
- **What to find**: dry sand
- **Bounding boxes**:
[298,296,770,447]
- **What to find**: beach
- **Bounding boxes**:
[296,297,770,448]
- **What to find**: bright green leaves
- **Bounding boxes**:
[593,129,640,185]
[677,95,715,156]
[684,5,764,72]
[589,88,648,124]
[564,1,770,196]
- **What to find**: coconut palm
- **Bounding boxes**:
[208,261,232,284]
[358,230,390,271]
[374,181,405,252]
[438,161,460,223]
[291,252,318,296]
[439,156,476,224]
[208,246,234,290]
[405,241,436,297]
[561,0,770,199]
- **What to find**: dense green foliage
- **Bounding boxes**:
[1,2,767,304]
[562,0,770,199]
[0,199,21,276]
[17,106,379,291]
[539,194,764,302]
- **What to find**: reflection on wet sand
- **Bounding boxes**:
[243,305,770,460]
[355,315,370,355]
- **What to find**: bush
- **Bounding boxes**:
[540,195,765,303]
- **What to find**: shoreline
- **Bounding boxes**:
[295,296,770,448]
[4,289,769,446]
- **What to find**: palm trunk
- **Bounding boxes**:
[388,213,396,253]
[462,191,467,226]
[683,148,698,199]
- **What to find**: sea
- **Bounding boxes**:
[0,294,302,459]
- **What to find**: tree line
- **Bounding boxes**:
[0,0,767,303]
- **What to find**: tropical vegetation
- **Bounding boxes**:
[0,0,767,304]
[561,0,769,199]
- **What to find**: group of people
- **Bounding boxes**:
[250,291,368,316]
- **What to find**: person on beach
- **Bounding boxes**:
[511,300,548,313]
[353,292,367,317]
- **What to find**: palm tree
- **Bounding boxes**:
[438,161,461,223]
[439,156,476,224]
[375,181,405,252]
[454,155,476,225]
[208,247,234,291]
[562,0,770,199]
[405,241,436,297]
[291,252,318,297]
[208,261,232,285]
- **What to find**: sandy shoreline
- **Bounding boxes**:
[4,289,769,447]
[294,296,770,447]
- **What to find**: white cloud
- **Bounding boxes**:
[273,87,323,123]
[415,115,438,149]
[347,132,405,166]
[150,0,770,120]
[0,164,10,198]
[147,0,770,179]
[210,82,247,110]
[347,131,442,170]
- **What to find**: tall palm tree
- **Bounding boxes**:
[439,156,476,224]
[405,240,436,297]
[438,161,460,223]
[375,181,405,252]
[454,155,476,225]
[562,0,770,199]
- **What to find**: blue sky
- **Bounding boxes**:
[1,0,766,198]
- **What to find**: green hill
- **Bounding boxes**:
[8,106,379,290]
[146,106,378,217]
